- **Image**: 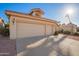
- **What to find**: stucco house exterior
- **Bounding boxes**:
[5,9,58,40]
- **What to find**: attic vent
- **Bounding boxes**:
[29,8,44,17]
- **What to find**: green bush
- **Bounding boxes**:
[0,23,10,36]
[3,28,9,36]
[0,27,9,36]
[57,30,63,33]
[54,31,59,35]
[73,32,79,36]
[0,27,5,34]
[63,31,71,34]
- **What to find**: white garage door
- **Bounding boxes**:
[16,23,45,39]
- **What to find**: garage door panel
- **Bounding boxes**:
[46,25,52,35]
[16,23,45,39]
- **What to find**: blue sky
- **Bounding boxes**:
[0,3,79,26]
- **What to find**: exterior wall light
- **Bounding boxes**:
[12,18,15,24]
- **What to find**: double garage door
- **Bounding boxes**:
[16,23,53,39]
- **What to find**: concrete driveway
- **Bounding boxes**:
[16,34,79,56]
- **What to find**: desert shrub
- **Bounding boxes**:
[54,31,59,35]
[63,31,71,34]
[0,27,5,34]
[0,27,9,36]
[2,28,9,36]
[58,30,63,33]
[73,32,79,36]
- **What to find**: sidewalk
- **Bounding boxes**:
[58,34,79,56]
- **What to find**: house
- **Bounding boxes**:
[5,8,58,39]
[60,23,77,33]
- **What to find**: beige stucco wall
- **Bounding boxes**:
[10,16,17,39]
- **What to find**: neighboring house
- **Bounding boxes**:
[5,8,58,39]
[0,18,5,28]
[60,23,77,33]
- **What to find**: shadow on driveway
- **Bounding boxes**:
[17,35,68,56]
